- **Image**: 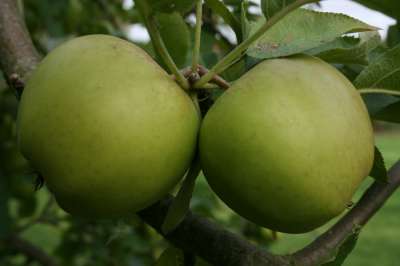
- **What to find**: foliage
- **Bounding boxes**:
[306,32,381,65]
[354,0,400,20]
[1,0,399,265]
[247,8,377,59]
[355,43,400,92]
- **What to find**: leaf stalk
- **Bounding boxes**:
[136,0,189,89]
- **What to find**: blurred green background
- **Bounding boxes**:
[1,0,399,265]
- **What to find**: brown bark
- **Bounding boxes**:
[0,0,40,88]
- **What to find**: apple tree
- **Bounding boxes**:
[0,0,399,266]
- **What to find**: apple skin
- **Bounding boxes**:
[17,35,200,218]
[200,55,374,234]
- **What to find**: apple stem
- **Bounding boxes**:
[193,0,320,89]
[198,65,230,90]
[192,0,203,73]
[135,0,190,90]
[178,65,230,90]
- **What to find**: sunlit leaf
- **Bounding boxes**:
[307,32,381,65]
[247,9,378,59]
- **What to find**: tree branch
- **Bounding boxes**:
[292,161,400,265]
[0,0,40,87]
[7,234,58,266]
[139,161,400,265]
[1,1,400,265]
[138,196,291,266]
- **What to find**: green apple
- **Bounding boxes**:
[17,35,200,218]
[200,55,374,233]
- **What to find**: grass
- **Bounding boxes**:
[267,132,400,266]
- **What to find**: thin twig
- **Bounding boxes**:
[359,88,400,97]
[192,0,203,72]
[174,66,230,90]
[181,67,193,78]
[198,65,230,89]
[135,0,189,90]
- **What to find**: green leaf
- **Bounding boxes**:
[196,257,212,266]
[362,90,400,123]
[369,147,388,182]
[240,0,251,41]
[307,32,381,65]
[368,45,390,63]
[261,0,295,19]
[354,0,400,20]
[154,246,184,266]
[205,0,242,41]
[323,229,360,266]
[154,246,211,266]
[362,94,399,114]
[162,156,201,234]
[354,44,400,92]
[222,58,247,81]
[0,176,11,238]
[17,196,38,218]
[199,29,222,68]
[387,24,400,48]
[362,92,400,123]
[373,100,400,123]
[65,0,84,32]
[247,9,378,59]
[157,12,191,68]
[148,0,195,14]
